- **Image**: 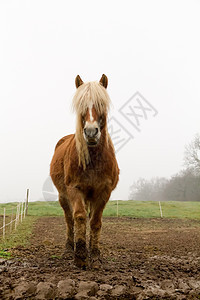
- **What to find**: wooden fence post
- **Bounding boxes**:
[15,205,18,230]
[25,189,29,216]
[159,201,163,218]
[24,202,26,218]
[21,202,23,222]
[10,208,14,233]
[15,203,20,230]
[3,208,6,239]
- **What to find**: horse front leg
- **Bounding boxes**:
[67,187,88,268]
[59,194,74,253]
[89,188,110,269]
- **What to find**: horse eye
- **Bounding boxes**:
[82,116,86,126]
[99,116,104,127]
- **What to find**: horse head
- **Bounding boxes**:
[74,74,109,147]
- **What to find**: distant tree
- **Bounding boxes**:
[129,134,200,202]
[129,178,151,201]
[163,169,200,201]
[129,171,200,202]
[184,134,200,175]
[129,177,168,201]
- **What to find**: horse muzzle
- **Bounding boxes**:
[87,138,99,146]
[83,126,100,146]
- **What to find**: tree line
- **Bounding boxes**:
[129,134,200,201]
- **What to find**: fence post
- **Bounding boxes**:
[15,205,17,230]
[18,203,21,225]
[10,207,14,233]
[159,201,163,218]
[3,208,6,239]
[24,201,26,218]
[25,189,29,216]
[21,202,23,222]
[15,203,20,230]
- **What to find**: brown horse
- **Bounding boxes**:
[50,74,119,268]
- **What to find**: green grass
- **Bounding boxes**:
[0,216,37,257]
[0,200,199,256]
[0,201,63,217]
[104,200,200,219]
[24,201,63,217]
[1,200,199,219]
[0,250,12,259]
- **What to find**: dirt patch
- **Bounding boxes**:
[0,217,200,299]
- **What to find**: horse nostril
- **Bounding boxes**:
[84,127,98,138]
[94,128,98,136]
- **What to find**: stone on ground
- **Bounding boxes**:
[57,278,76,298]
[36,282,56,299]
[75,281,98,299]
[110,285,127,297]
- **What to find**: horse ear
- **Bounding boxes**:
[99,74,108,89]
[75,75,84,88]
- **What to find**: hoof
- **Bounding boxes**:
[63,240,74,259]
[74,239,88,269]
[90,249,102,270]
[74,256,88,269]
[66,240,74,251]
[90,257,102,270]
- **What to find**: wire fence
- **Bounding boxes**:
[0,189,29,240]
[115,199,163,218]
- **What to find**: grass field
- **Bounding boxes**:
[0,216,37,257]
[0,200,199,257]
[0,200,200,219]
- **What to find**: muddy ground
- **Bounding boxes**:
[0,216,200,299]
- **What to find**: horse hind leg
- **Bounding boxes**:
[59,194,74,253]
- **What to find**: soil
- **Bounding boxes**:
[0,216,200,299]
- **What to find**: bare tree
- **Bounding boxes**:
[129,177,168,201]
[129,134,200,202]
[184,134,200,175]
[163,169,200,201]
[129,178,152,201]
[129,171,200,202]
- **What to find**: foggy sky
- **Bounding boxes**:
[0,0,200,202]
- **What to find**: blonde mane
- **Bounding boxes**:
[72,81,112,169]
[72,81,111,115]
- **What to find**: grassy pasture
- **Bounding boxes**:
[0,216,37,257]
[0,200,199,219]
[0,200,199,257]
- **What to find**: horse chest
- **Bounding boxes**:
[76,157,109,188]
[81,164,105,184]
